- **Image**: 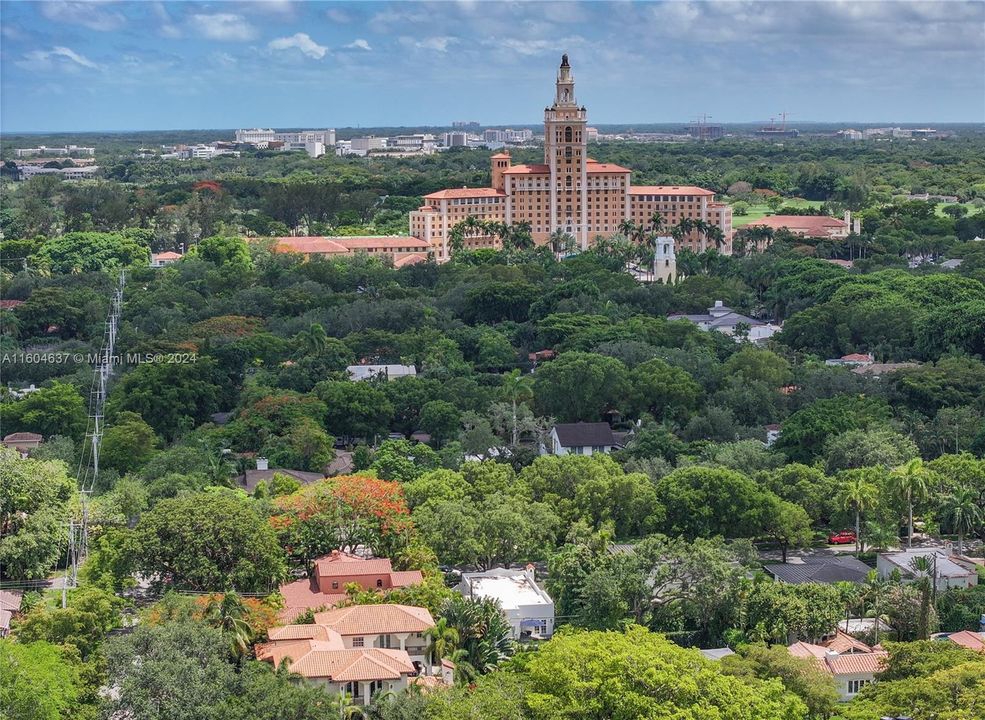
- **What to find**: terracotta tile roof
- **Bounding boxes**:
[827,651,887,675]
[423,187,506,199]
[261,641,416,681]
[267,623,340,643]
[394,253,428,268]
[152,251,183,260]
[316,557,395,578]
[312,604,434,636]
[585,159,631,173]
[745,215,848,236]
[945,630,985,652]
[630,185,716,197]
[331,236,430,250]
[3,432,43,443]
[823,630,874,654]
[390,570,425,587]
[274,237,350,254]
[502,164,550,175]
[277,577,347,621]
[0,299,25,309]
[490,152,511,159]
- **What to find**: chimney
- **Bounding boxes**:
[526,563,536,580]
[256,456,268,471]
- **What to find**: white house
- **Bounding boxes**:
[458,567,554,639]
[347,364,417,382]
[548,422,617,456]
[877,548,979,591]
[668,301,781,343]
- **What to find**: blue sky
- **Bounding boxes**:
[1,1,983,132]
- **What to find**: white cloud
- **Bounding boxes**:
[268,32,328,59]
[344,39,372,52]
[152,2,182,38]
[400,36,458,53]
[326,8,354,23]
[191,13,258,42]
[40,1,126,32]
[17,46,100,72]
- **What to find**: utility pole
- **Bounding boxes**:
[68,270,126,594]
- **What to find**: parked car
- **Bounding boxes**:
[828,530,857,545]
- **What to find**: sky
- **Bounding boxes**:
[1,0,984,132]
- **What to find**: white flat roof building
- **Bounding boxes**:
[458,567,554,639]
[877,548,978,591]
[347,364,417,382]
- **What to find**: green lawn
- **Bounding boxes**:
[933,201,984,219]
[731,198,824,227]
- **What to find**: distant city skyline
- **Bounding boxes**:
[1,0,983,132]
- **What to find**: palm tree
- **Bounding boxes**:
[891,458,930,548]
[425,617,459,674]
[838,475,878,556]
[861,570,887,644]
[939,485,983,556]
[501,369,534,446]
[294,322,328,358]
[203,591,252,659]
[908,555,934,639]
[548,229,575,259]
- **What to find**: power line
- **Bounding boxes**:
[64,270,126,606]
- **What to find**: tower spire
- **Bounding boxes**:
[555,54,575,106]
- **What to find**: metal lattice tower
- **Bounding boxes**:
[66,271,125,602]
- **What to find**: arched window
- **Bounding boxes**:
[565,146,572,159]
[564,126,573,142]
[566,175,572,187]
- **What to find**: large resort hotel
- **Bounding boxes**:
[409,55,732,261]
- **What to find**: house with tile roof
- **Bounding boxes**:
[278,550,424,622]
[259,604,439,704]
[0,590,23,637]
[788,630,888,700]
[936,630,985,653]
[274,236,430,266]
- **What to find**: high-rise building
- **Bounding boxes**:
[409,56,731,262]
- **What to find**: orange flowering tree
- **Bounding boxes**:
[271,475,413,568]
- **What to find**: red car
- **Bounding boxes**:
[828,530,857,545]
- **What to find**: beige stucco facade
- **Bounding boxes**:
[409,56,732,261]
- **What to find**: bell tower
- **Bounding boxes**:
[544,54,589,248]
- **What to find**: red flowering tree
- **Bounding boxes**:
[271,475,413,569]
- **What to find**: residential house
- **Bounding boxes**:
[788,630,888,700]
[0,590,23,637]
[852,362,920,378]
[2,432,43,457]
[347,364,417,382]
[668,301,781,343]
[935,630,985,653]
[258,638,417,705]
[745,213,854,240]
[764,555,873,585]
[238,456,325,493]
[150,251,183,267]
[877,548,979,591]
[825,353,874,367]
[547,422,618,456]
[309,605,434,664]
[278,550,424,622]
[764,424,781,447]
[458,567,554,639]
[274,236,430,266]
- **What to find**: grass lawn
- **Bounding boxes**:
[933,201,984,218]
[731,198,824,227]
